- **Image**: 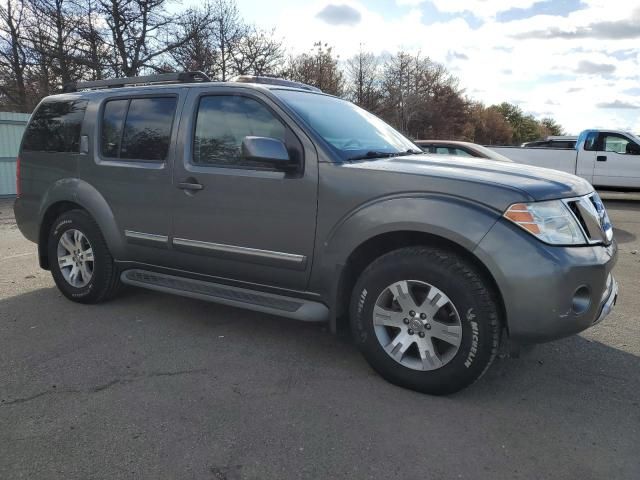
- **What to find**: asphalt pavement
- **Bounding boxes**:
[1,197,639,480]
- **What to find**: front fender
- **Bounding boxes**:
[39,178,124,256]
[310,193,502,305]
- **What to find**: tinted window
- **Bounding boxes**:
[101,100,127,158]
[121,98,176,160]
[584,132,598,151]
[193,95,286,168]
[23,99,87,152]
[100,97,176,161]
[603,134,630,154]
[452,148,474,157]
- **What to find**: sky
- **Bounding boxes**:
[220,0,640,135]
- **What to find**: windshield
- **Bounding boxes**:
[625,132,640,144]
[274,89,418,160]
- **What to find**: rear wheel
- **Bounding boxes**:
[47,210,121,304]
[350,246,501,395]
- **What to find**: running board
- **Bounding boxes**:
[120,269,329,323]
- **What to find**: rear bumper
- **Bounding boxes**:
[13,197,39,243]
[474,218,618,344]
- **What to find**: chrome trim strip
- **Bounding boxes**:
[124,230,169,244]
[562,192,612,246]
[594,276,617,325]
[172,237,306,264]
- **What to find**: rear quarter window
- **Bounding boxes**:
[22,99,88,152]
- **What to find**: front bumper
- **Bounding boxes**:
[593,274,618,326]
[474,218,618,343]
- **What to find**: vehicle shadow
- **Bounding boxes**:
[2,285,638,404]
[613,227,636,244]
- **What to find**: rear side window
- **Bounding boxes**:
[584,132,599,151]
[193,95,286,169]
[451,148,474,157]
[101,97,177,161]
[22,99,88,152]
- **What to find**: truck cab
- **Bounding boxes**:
[576,129,640,188]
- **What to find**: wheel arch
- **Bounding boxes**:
[331,230,506,336]
[37,179,123,269]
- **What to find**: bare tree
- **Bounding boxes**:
[345,46,382,114]
[0,0,29,111]
[26,0,86,88]
[287,42,344,96]
[98,0,194,76]
[75,0,109,79]
[380,51,414,133]
[210,0,246,80]
[233,26,284,76]
[171,4,218,74]
[378,51,471,139]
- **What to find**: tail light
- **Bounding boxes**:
[15,155,21,197]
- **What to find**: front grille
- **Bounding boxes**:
[565,193,613,245]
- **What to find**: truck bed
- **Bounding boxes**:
[489,146,578,174]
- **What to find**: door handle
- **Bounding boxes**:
[178,181,204,191]
[597,155,607,162]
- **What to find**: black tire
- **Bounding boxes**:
[350,246,501,395]
[47,209,121,304]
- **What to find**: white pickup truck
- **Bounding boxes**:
[491,129,640,189]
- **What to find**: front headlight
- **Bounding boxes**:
[503,200,586,245]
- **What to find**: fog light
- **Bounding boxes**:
[572,286,591,315]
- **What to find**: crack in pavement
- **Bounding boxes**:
[1,368,210,406]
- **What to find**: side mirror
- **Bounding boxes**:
[626,143,640,155]
[241,136,293,169]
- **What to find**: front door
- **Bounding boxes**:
[169,87,319,291]
[593,132,640,188]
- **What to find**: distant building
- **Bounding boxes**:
[0,112,30,197]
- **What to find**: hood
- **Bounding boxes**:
[347,154,593,202]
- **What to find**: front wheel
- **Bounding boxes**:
[350,246,501,395]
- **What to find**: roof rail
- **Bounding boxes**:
[63,71,211,93]
[230,75,322,93]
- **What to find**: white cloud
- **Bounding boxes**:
[272,0,640,133]
[428,0,539,18]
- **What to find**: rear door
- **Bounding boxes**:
[79,89,185,265]
[592,132,640,188]
[169,86,319,291]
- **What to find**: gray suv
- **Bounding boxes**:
[14,72,618,394]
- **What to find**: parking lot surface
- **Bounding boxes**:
[1,198,639,479]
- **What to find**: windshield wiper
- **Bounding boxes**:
[346,149,422,161]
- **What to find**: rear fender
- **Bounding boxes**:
[39,178,124,256]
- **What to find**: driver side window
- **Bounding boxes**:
[602,134,631,154]
[192,95,289,169]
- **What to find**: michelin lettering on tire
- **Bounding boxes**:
[349,246,501,395]
[53,219,72,237]
[355,288,368,342]
[464,308,479,368]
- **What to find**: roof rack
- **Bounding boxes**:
[230,75,322,93]
[63,71,211,93]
